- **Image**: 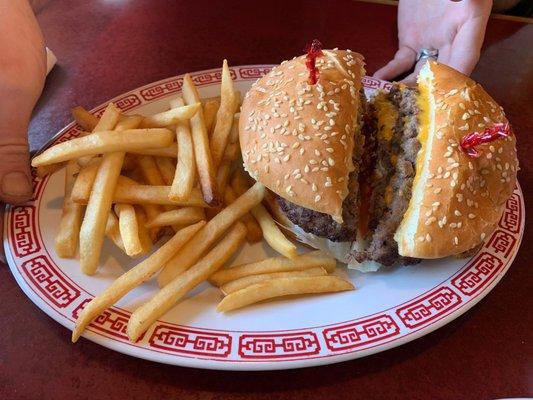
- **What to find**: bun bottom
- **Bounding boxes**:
[265,194,382,273]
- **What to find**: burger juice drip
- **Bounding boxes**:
[460,123,512,157]
[305,39,323,85]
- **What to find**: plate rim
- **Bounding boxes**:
[4,65,525,370]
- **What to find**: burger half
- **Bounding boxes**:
[239,49,518,271]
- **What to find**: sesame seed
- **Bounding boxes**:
[468,213,476,219]
[426,234,432,242]
[314,195,321,203]
[454,237,459,245]
[454,210,462,217]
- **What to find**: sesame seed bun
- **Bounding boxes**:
[239,49,365,223]
[395,61,519,258]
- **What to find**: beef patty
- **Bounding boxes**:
[361,85,421,266]
[276,93,370,242]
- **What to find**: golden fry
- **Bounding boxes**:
[217,276,354,312]
[209,250,336,286]
[115,204,142,257]
[182,74,221,206]
[203,98,220,135]
[71,157,101,203]
[146,207,205,229]
[71,106,99,131]
[231,168,296,258]
[113,179,208,207]
[115,114,143,130]
[105,211,125,252]
[79,151,125,274]
[55,161,84,258]
[168,97,195,202]
[31,129,173,167]
[139,103,201,128]
[224,186,262,244]
[210,60,238,168]
[220,267,327,294]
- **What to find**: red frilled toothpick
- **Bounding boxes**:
[305,39,323,85]
[460,123,512,157]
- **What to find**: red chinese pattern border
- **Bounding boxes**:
[322,314,400,352]
[238,332,320,359]
[149,324,232,358]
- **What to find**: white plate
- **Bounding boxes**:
[4,65,525,370]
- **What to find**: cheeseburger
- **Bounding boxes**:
[239,44,518,271]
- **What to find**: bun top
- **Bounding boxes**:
[239,49,365,223]
[396,61,519,258]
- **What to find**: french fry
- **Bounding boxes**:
[55,161,84,258]
[146,207,205,229]
[252,204,298,259]
[203,98,220,135]
[220,267,327,295]
[155,157,176,186]
[115,204,142,257]
[71,157,101,203]
[113,179,208,207]
[224,186,262,243]
[128,147,177,158]
[168,97,195,202]
[77,102,120,166]
[209,250,336,286]
[210,60,238,168]
[93,103,121,132]
[230,169,297,258]
[78,103,123,275]
[31,129,174,167]
[157,182,265,287]
[71,106,99,131]
[128,222,246,341]
[217,276,354,312]
[182,74,221,206]
[36,163,65,177]
[115,176,163,240]
[72,221,205,342]
[136,210,153,255]
[216,113,241,194]
[105,211,125,252]
[115,114,143,130]
[139,103,201,128]
[79,150,125,275]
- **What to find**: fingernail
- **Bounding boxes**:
[1,172,32,197]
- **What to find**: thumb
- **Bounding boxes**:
[0,97,33,204]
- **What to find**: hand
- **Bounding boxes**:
[0,0,46,204]
[0,1,46,262]
[373,0,492,85]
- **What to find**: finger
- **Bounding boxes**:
[447,17,488,76]
[373,46,417,81]
[0,92,34,204]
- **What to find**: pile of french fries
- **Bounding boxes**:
[32,60,354,343]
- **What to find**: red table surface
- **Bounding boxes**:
[1,1,532,399]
